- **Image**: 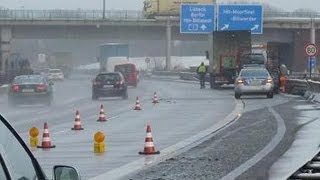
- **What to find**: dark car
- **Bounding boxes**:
[0,114,81,180]
[92,72,128,100]
[8,75,53,106]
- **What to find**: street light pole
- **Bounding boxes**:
[103,0,106,19]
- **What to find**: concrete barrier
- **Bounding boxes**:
[152,71,181,76]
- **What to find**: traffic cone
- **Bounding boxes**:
[97,104,107,122]
[152,92,159,104]
[139,125,160,155]
[134,96,142,110]
[71,110,84,130]
[37,122,56,149]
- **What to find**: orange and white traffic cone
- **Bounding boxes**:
[97,104,107,122]
[37,122,56,149]
[139,125,160,155]
[71,110,84,130]
[134,96,142,110]
[152,92,159,104]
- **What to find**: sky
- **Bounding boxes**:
[0,0,319,12]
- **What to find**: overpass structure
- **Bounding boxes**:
[0,9,320,72]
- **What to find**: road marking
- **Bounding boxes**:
[220,107,286,180]
[90,99,244,180]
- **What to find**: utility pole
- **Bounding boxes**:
[209,0,216,89]
[103,0,106,19]
[310,18,316,78]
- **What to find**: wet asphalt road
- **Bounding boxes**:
[0,74,236,179]
[129,94,318,180]
[2,74,317,180]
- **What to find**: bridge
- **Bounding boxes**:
[0,9,320,72]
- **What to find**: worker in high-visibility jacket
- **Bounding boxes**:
[279,75,287,92]
[197,62,207,89]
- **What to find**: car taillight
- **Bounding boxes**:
[11,84,20,92]
[93,81,101,85]
[236,79,244,84]
[116,81,124,85]
[263,78,273,85]
[36,84,47,91]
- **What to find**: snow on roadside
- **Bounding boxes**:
[76,56,208,71]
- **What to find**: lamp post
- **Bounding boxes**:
[102,0,106,19]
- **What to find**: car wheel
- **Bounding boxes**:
[122,91,128,100]
[267,92,274,99]
[235,93,241,99]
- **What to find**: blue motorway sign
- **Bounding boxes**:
[308,56,317,69]
[180,4,215,34]
[218,5,263,34]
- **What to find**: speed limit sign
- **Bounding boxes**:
[305,43,318,57]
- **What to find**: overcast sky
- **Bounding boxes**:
[0,0,319,11]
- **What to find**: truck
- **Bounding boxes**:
[211,31,252,89]
[99,43,129,72]
[248,42,294,93]
[48,52,73,78]
[143,0,214,18]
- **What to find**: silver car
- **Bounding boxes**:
[234,68,274,99]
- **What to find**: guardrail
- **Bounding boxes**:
[288,151,320,179]
[0,9,144,20]
[0,9,320,21]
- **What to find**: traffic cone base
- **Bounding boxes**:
[152,92,159,104]
[134,106,142,111]
[37,145,56,148]
[139,150,160,155]
[71,127,84,130]
[134,97,142,110]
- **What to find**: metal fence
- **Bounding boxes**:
[0,9,144,20]
[0,9,320,21]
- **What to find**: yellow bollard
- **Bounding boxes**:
[94,131,106,153]
[29,127,39,147]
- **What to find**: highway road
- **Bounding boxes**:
[0,74,237,179]
[1,74,319,180]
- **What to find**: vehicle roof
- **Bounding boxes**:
[98,72,122,75]
[239,68,270,76]
[15,74,44,78]
[242,64,266,68]
[114,63,136,66]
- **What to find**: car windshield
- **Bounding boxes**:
[240,69,269,78]
[241,54,265,65]
[115,64,135,73]
[13,76,44,84]
[0,115,41,179]
[96,73,120,81]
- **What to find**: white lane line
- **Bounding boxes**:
[89,99,243,180]
[220,107,286,180]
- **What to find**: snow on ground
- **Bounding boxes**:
[76,56,208,71]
